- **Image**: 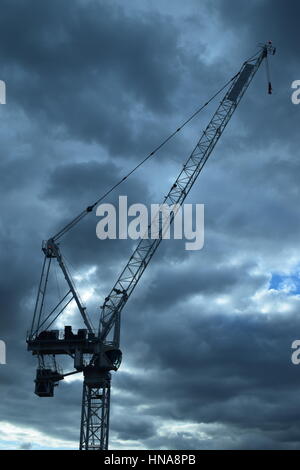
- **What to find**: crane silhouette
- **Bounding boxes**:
[27,42,276,450]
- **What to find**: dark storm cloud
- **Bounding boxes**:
[113,308,300,449]
[0,0,187,159]
[129,257,268,311]
[0,0,300,451]
[0,0,195,449]
[113,417,155,441]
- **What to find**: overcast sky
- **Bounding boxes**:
[0,0,300,450]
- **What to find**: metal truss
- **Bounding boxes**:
[80,376,111,450]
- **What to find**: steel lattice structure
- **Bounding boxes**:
[27,42,275,450]
[80,375,111,450]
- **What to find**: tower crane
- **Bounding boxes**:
[27,42,276,450]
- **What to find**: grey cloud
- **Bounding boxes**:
[0,0,299,451]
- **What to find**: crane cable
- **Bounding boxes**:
[52,51,261,242]
[265,54,273,94]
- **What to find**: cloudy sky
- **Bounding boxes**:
[0,0,300,450]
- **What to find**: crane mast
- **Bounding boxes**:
[27,42,275,451]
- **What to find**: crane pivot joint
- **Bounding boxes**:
[42,239,58,258]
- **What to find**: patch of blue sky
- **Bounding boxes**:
[269,270,300,295]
